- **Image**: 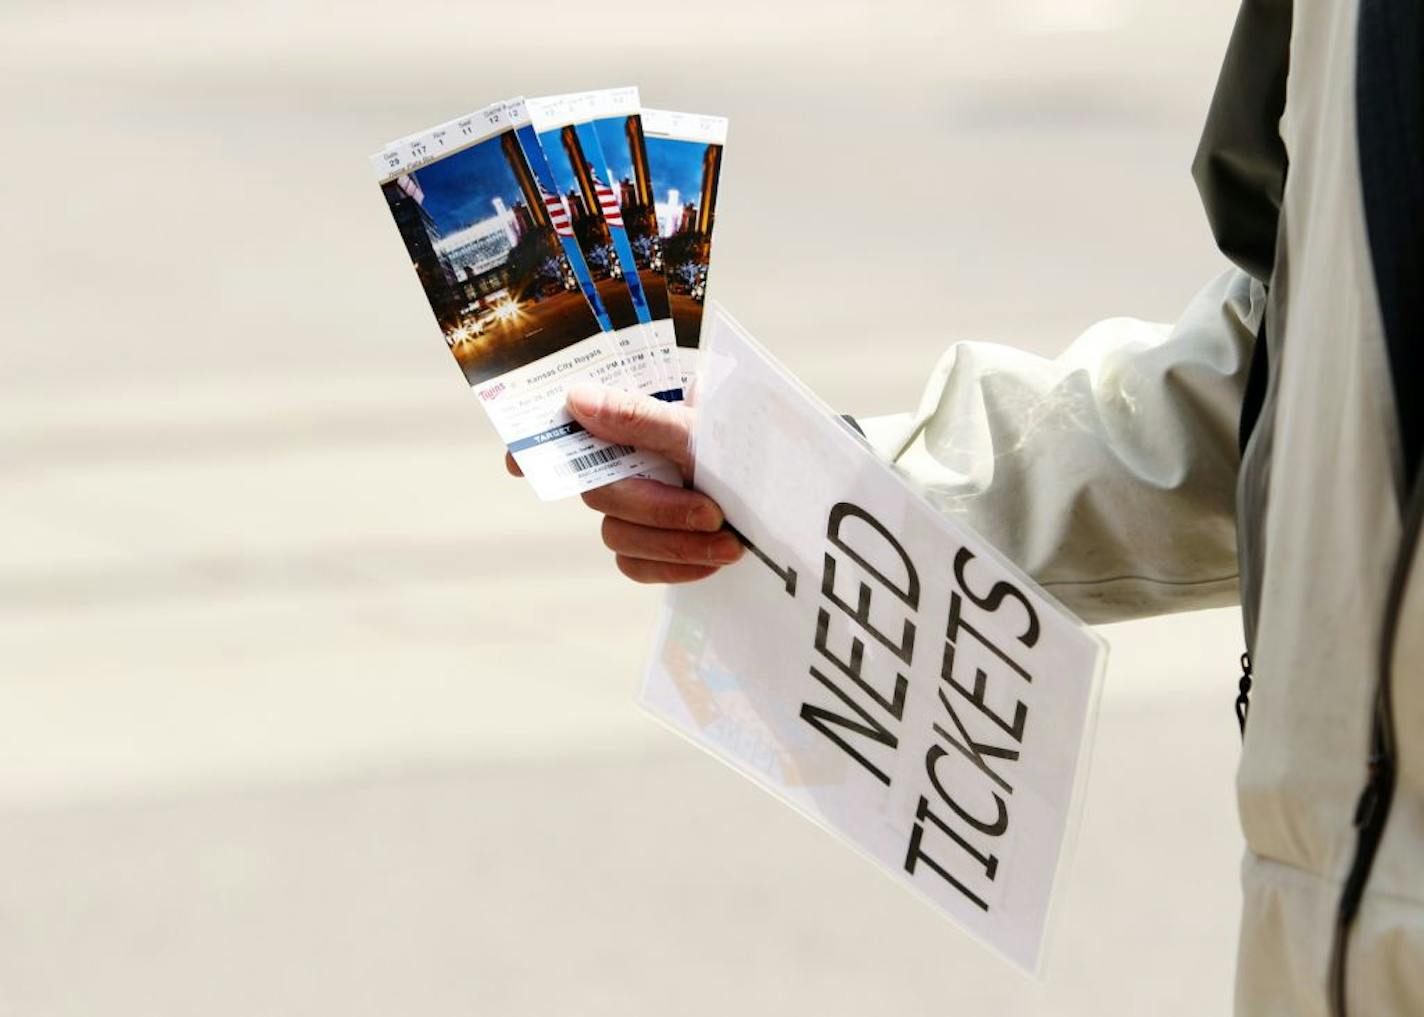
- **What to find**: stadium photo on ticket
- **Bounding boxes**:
[370,103,679,499]
[586,88,672,325]
[373,106,609,386]
[526,92,680,399]
[641,107,727,382]
[505,99,669,401]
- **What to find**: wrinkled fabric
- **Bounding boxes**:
[1231,2,1418,1011]
[862,270,1262,625]
[859,0,1424,1011]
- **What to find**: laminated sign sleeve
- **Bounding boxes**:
[860,270,1265,625]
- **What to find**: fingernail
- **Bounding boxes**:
[567,384,602,418]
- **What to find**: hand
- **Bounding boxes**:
[504,383,742,583]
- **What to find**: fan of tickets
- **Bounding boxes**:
[370,88,727,499]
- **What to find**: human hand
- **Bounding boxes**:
[504,383,743,583]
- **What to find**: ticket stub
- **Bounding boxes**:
[526,93,681,401]
[641,107,728,387]
[370,103,680,499]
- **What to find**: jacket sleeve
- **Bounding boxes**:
[860,269,1265,625]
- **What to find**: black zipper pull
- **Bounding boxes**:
[1235,650,1253,737]
[1352,753,1389,828]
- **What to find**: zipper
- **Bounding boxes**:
[1235,650,1253,737]
[1326,476,1423,1017]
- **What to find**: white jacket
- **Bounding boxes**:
[864,1,1423,1013]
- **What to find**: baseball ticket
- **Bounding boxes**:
[370,102,680,499]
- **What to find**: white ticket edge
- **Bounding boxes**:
[369,101,514,183]
[640,107,729,144]
[524,93,580,132]
[585,85,641,120]
[639,303,1109,974]
[527,86,642,126]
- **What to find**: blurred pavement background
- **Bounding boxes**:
[1,1,1246,1013]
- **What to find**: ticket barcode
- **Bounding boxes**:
[556,444,636,476]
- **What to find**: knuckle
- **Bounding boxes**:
[656,496,694,530]
[687,496,721,531]
[630,491,669,528]
[671,564,717,584]
[612,395,648,429]
[615,555,656,584]
[675,531,712,564]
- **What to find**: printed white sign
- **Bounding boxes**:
[641,305,1107,972]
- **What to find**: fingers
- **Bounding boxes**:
[566,384,694,473]
[501,400,728,588]
[615,556,722,585]
[601,516,744,567]
[510,383,690,481]
[581,477,722,531]
[587,477,737,585]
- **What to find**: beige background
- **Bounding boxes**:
[2,1,1247,1013]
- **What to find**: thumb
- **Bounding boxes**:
[567,383,693,474]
